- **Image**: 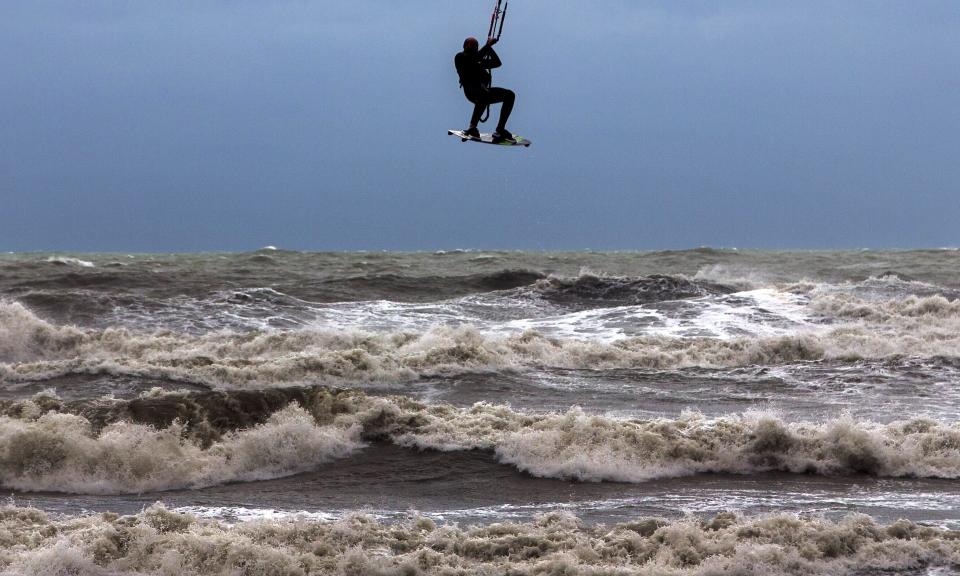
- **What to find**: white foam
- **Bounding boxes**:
[44,257,94,268]
[1,504,958,576]
[499,289,815,342]
[173,505,339,523]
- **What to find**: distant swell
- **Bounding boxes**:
[2,387,959,494]
[1,505,959,575]
[8,267,548,307]
[319,269,546,302]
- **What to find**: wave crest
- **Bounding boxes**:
[3,388,959,493]
[375,400,960,483]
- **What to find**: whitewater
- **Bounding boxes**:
[1,249,959,575]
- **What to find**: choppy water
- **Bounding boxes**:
[1,249,959,575]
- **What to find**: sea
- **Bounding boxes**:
[1,249,959,575]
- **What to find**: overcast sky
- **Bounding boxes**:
[1,1,958,251]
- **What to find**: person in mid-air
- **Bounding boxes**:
[455,36,515,141]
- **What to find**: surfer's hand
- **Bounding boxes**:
[486,37,498,47]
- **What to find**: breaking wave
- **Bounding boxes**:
[5,290,960,387]
[2,387,960,494]
[811,291,960,322]
[44,257,95,268]
[0,401,362,494]
[1,504,958,575]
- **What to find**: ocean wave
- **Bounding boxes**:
[7,297,960,387]
[1,505,958,575]
[15,265,546,303]
[695,264,960,301]
[309,268,546,304]
[0,312,825,387]
[0,299,807,385]
[693,264,772,291]
[529,273,734,308]
[0,401,362,494]
[3,387,960,494]
[3,270,559,336]
[0,301,87,364]
[366,396,960,483]
[811,292,960,322]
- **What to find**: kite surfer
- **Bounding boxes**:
[454,36,515,142]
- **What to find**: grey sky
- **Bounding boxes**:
[1,1,958,251]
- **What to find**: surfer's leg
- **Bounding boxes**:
[487,88,515,131]
[469,99,487,129]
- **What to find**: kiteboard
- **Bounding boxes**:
[448,130,531,147]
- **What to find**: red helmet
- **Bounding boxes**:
[463,37,479,51]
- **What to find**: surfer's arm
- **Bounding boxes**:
[479,46,502,69]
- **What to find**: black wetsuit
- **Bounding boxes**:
[454,45,515,130]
